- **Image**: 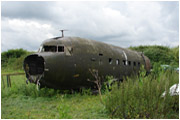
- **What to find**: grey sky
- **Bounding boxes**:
[1,1,179,52]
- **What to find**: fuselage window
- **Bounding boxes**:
[134,61,136,66]
[44,46,57,52]
[128,61,131,66]
[116,59,119,65]
[99,53,103,56]
[58,46,64,52]
[109,58,113,64]
[123,60,126,65]
[138,62,140,66]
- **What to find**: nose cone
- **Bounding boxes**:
[24,54,45,83]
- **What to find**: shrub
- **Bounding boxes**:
[1,48,34,71]
[170,46,179,66]
[2,49,27,64]
[105,66,179,119]
[129,45,177,66]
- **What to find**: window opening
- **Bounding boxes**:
[138,62,140,66]
[116,59,119,65]
[44,46,57,52]
[58,46,64,52]
[99,53,103,56]
[128,61,131,66]
[109,58,113,64]
[134,61,136,66]
[123,60,126,65]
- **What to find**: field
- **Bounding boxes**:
[1,75,109,119]
[1,46,179,119]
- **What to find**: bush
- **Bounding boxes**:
[170,46,179,66]
[2,49,27,64]
[105,66,179,119]
[1,48,33,71]
[129,45,178,66]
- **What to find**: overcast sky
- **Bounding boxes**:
[1,1,179,52]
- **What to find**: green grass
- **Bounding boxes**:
[1,75,109,119]
[1,93,108,119]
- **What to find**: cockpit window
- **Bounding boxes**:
[44,46,57,52]
[58,46,64,52]
[39,45,65,52]
[38,46,43,52]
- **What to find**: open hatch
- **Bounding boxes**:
[24,54,44,83]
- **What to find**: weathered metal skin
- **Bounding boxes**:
[24,37,151,90]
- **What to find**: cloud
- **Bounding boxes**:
[1,2,54,21]
[1,1,179,52]
[1,18,54,51]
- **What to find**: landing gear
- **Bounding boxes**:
[26,80,29,84]
[36,80,41,91]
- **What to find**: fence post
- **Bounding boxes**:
[8,76,11,87]
[7,75,9,87]
[1,76,5,88]
[2,73,25,88]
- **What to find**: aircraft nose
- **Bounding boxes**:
[24,54,45,83]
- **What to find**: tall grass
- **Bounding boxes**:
[1,75,60,99]
[105,66,179,119]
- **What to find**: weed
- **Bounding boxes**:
[57,97,72,119]
[105,66,179,119]
[81,88,92,96]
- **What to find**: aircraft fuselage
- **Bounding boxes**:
[24,37,151,90]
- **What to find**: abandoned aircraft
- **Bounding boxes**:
[24,31,151,90]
